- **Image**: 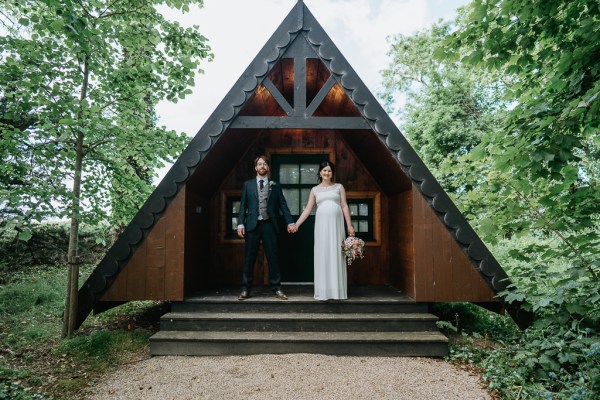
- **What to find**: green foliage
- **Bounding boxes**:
[477,326,599,399]
[439,300,599,398]
[380,22,507,194]
[58,330,149,366]
[447,336,488,366]
[436,320,458,334]
[0,265,160,398]
[1,364,48,399]
[0,222,108,282]
[383,1,599,398]
[0,266,65,339]
[0,381,50,400]
[432,302,519,339]
[445,0,600,270]
[490,236,600,398]
[0,0,212,239]
[444,4,600,396]
[1,1,211,334]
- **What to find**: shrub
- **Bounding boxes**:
[0,223,109,283]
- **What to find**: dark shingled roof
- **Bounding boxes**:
[77,1,533,329]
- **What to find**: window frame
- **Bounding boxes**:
[220,190,243,244]
[347,198,374,242]
[346,191,381,246]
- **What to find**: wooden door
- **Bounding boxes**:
[271,154,329,282]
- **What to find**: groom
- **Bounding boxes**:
[237,155,296,300]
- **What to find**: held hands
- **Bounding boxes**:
[237,226,245,238]
[239,225,296,236]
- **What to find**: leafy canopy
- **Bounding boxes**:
[382,0,599,396]
[0,0,212,240]
[380,22,507,206]
[441,0,599,396]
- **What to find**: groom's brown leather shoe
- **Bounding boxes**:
[238,291,249,300]
[272,290,288,300]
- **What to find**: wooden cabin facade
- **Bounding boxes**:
[77,1,532,329]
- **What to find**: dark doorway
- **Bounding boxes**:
[271,153,329,282]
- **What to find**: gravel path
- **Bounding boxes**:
[86,354,491,399]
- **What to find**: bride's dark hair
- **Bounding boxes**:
[317,160,335,183]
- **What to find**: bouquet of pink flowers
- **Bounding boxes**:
[342,235,365,266]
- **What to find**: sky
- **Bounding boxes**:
[156,0,470,139]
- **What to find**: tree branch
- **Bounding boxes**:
[0,9,16,28]
[505,180,598,280]
[73,0,96,20]
[100,1,149,19]
[97,86,153,112]
[99,0,124,18]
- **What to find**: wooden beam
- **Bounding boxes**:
[230,116,370,129]
[293,54,307,116]
[306,75,336,116]
[263,78,293,115]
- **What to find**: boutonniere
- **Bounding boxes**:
[268,181,276,188]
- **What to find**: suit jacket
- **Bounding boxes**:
[238,179,294,233]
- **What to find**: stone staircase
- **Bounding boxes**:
[149,286,448,357]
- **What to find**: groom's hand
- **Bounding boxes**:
[237,226,245,238]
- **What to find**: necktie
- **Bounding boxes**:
[259,180,264,190]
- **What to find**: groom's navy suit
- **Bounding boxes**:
[238,178,294,292]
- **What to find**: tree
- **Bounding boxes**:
[441,0,599,395]
[0,0,212,337]
[380,22,507,198]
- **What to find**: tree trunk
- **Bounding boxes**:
[62,56,89,338]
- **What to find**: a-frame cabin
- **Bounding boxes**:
[76,1,532,348]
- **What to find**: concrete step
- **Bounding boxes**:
[160,312,439,332]
[171,299,428,314]
[154,287,447,357]
[149,330,449,357]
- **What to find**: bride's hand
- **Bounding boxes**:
[348,226,355,236]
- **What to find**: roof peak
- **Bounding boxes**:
[295,0,304,30]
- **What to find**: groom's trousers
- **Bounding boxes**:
[242,219,282,292]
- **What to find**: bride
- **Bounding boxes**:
[294,161,355,300]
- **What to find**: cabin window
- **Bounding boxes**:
[346,191,381,246]
[280,162,319,216]
[220,190,243,242]
[225,196,241,238]
[347,199,374,241]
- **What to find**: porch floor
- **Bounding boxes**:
[185,285,414,303]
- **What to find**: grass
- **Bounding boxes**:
[0,264,164,399]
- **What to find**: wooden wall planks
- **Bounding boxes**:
[101,188,186,302]
[389,190,414,297]
[412,189,496,302]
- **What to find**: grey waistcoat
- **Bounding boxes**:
[258,183,269,220]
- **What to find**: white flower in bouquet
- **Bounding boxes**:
[342,236,365,266]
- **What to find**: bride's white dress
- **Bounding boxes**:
[313,184,347,300]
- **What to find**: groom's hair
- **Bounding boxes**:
[254,155,269,166]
